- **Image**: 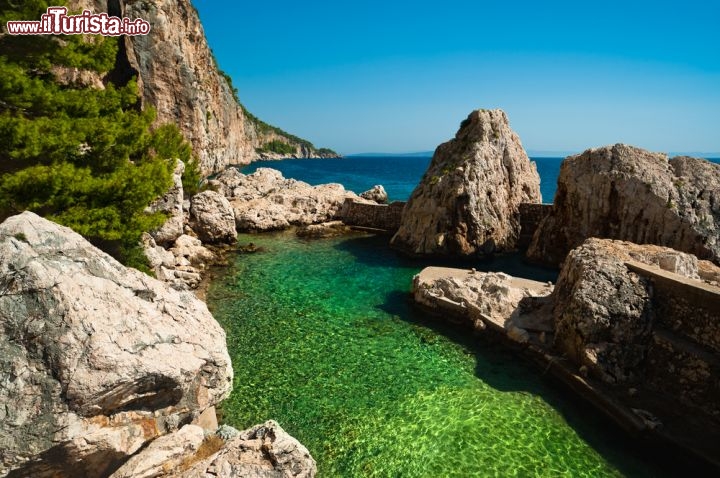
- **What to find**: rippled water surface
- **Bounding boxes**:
[207,231,667,477]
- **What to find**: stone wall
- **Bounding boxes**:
[518,203,552,250]
[625,261,720,417]
[341,199,406,233]
[342,200,551,242]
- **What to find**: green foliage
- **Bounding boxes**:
[316,147,339,157]
[148,123,202,195]
[1,1,118,73]
[0,1,198,268]
[257,140,297,155]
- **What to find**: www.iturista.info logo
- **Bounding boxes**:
[6,7,150,36]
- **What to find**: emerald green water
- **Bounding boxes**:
[207,231,665,477]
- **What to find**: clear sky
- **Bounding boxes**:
[193,0,720,156]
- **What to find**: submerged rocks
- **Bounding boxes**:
[391,109,542,256]
[0,212,233,477]
[296,220,352,239]
[213,168,366,231]
[189,190,237,244]
[527,144,720,266]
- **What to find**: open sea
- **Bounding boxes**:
[205,155,719,476]
[242,155,719,203]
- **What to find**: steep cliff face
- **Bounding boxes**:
[67,0,336,175]
[391,109,542,256]
[526,144,720,266]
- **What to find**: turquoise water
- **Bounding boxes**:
[242,156,720,204]
[242,156,563,202]
[207,231,668,477]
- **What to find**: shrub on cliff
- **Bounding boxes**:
[0,1,201,268]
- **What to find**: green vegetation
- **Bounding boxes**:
[0,1,201,269]
[257,140,297,155]
[316,147,339,157]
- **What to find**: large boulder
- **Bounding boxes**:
[147,159,186,246]
[214,168,364,231]
[551,238,712,384]
[552,239,655,384]
[189,190,237,244]
[527,144,720,266]
[0,212,233,477]
[391,109,542,256]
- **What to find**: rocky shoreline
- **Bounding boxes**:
[2,107,719,476]
[0,213,316,477]
[397,108,720,471]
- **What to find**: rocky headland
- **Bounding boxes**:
[64,0,338,175]
[391,109,542,256]
[526,144,720,266]
[0,212,316,477]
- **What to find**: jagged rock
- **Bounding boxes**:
[67,0,335,174]
[527,144,720,266]
[552,238,720,387]
[147,159,186,246]
[173,421,316,478]
[0,212,233,477]
[189,191,237,244]
[552,239,656,384]
[391,109,541,256]
[110,425,206,478]
[170,235,217,267]
[142,232,176,272]
[360,185,388,204]
[214,168,363,231]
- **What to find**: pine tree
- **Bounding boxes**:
[0,1,202,269]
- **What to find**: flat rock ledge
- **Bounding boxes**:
[411,240,720,471]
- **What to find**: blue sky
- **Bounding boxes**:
[193,0,720,155]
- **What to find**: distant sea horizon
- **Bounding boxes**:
[242,155,720,205]
[344,150,720,159]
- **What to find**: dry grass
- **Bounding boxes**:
[175,435,226,472]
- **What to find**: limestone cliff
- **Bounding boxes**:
[527,144,720,266]
[391,109,542,256]
[67,0,337,175]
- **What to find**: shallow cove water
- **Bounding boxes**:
[207,231,669,477]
